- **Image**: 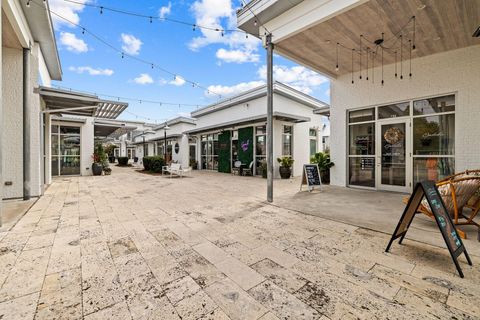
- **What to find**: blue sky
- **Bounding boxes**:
[50,0,330,123]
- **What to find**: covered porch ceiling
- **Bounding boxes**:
[93,121,137,140]
[39,87,128,119]
[251,0,480,78]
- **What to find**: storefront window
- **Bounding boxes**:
[413,114,455,156]
[378,102,410,119]
[349,108,375,123]
[282,125,292,156]
[349,123,375,155]
[349,158,375,187]
[413,95,455,115]
[309,129,317,156]
[413,157,455,185]
[255,126,266,175]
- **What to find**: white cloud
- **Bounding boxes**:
[69,66,113,76]
[133,73,154,85]
[205,80,265,97]
[325,88,331,97]
[120,33,143,55]
[60,32,88,53]
[159,2,172,19]
[49,0,88,28]
[216,48,259,63]
[189,0,261,64]
[170,76,186,86]
[258,65,328,94]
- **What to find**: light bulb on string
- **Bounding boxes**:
[26,0,30,7]
[335,43,339,71]
[193,24,196,31]
[100,6,103,14]
[254,20,257,27]
[82,28,85,34]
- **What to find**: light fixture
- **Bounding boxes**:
[26,0,30,7]
[254,20,257,27]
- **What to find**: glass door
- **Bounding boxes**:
[376,119,410,192]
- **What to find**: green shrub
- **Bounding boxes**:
[143,156,165,173]
[117,157,129,166]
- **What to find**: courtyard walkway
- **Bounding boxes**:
[0,167,479,319]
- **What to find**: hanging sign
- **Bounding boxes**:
[300,164,322,192]
[385,181,472,278]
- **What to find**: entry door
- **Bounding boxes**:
[376,119,411,192]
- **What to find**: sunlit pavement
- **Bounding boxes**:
[0,166,478,319]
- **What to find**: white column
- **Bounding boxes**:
[44,113,52,185]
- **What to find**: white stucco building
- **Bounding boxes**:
[237,0,480,192]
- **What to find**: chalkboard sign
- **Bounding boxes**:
[300,164,322,192]
[386,181,472,278]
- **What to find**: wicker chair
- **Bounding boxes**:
[405,170,480,239]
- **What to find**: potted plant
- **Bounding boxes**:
[92,144,107,176]
[103,167,112,175]
[189,159,198,170]
[260,160,267,179]
[277,156,294,179]
[310,151,334,184]
[104,144,116,163]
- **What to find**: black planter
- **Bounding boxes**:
[320,169,330,184]
[92,163,103,176]
[279,166,291,179]
[134,157,139,163]
[108,156,116,163]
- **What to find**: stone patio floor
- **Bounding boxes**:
[0,166,479,319]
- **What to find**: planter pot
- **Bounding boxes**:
[92,163,103,176]
[261,168,267,179]
[134,157,139,163]
[108,156,116,163]
[279,166,291,179]
[320,169,330,184]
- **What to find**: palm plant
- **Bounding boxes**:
[310,152,334,183]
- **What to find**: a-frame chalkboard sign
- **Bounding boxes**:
[300,164,322,192]
[386,181,472,278]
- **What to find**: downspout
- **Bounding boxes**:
[23,48,31,200]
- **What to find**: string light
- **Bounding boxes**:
[412,16,416,50]
[394,51,398,78]
[33,2,224,97]
[381,46,384,86]
[400,35,403,79]
[409,39,412,78]
[366,48,369,80]
[359,35,362,80]
[26,0,31,7]
[351,49,354,84]
[335,43,339,71]
[61,0,249,37]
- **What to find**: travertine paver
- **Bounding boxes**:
[0,166,479,319]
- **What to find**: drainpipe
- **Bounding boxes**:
[23,48,31,200]
[266,34,274,203]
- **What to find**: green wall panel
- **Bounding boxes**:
[218,131,231,173]
[238,127,253,166]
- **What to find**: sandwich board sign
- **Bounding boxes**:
[300,164,322,192]
[385,181,472,278]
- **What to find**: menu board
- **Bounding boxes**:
[386,181,472,278]
[300,164,321,192]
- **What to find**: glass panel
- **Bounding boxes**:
[59,126,80,135]
[51,125,59,134]
[282,134,291,156]
[309,129,317,137]
[206,141,212,157]
[413,157,455,185]
[232,140,238,165]
[349,157,375,187]
[201,141,207,156]
[349,123,375,155]
[256,126,266,135]
[201,135,207,141]
[189,145,196,161]
[51,134,59,156]
[60,135,80,156]
[380,123,406,186]
[256,135,266,156]
[349,108,375,123]
[413,95,455,115]
[310,139,317,156]
[51,157,59,176]
[413,114,455,155]
[378,102,410,119]
[255,156,266,176]
[60,157,80,175]
[213,140,219,156]
[283,126,292,134]
[212,156,218,170]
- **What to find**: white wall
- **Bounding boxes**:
[2,46,23,199]
[330,45,480,187]
[82,118,94,175]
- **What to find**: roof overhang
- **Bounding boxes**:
[237,0,480,79]
[186,112,310,135]
[20,0,62,80]
[93,120,137,139]
[313,106,330,117]
[39,87,128,119]
[191,82,328,118]
[153,116,196,130]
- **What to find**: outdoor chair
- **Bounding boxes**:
[232,161,242,175]
[404,170,480,239]
[242,161,254,176]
